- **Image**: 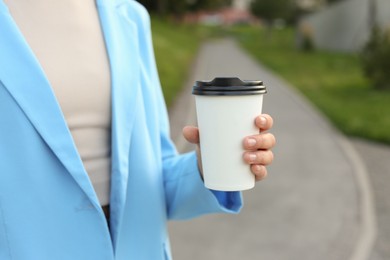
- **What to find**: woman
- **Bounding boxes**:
[0,0,275,259]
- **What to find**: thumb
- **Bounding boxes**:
[182,126,199,144]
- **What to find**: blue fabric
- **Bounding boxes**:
[0,0,242,259]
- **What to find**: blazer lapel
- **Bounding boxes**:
[0,3,100,208]
[0,0,142,239]
[96,0,141,244]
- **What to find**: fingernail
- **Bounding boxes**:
[247,138,256,147]
[248,153,257,162]
[259,116,266,127]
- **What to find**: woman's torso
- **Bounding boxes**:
[4,0,112,205]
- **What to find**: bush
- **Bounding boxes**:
[298,22,315,51]
[250,0,295,25]
[361,27,390,90]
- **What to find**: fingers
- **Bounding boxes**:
[243,150,274,166]
[251,165,268,181]
[255,114,273,131]
[243,133,276,150]
[245,150,273,182]
[182,126,199,144]
[185,114,275,183]
[244,114,275,182]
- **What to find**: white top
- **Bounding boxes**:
[5,0,112,206]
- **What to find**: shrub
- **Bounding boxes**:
[361,27,390,90]
[298,22,315,51]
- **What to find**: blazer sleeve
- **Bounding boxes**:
[129,1,242,220]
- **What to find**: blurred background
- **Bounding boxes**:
[137,0,390,259]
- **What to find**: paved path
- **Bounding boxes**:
[167,39,376,260]
[351,139,390,260]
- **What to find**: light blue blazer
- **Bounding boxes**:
[0,0,242,259]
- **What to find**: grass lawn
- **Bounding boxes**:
[151,17,208,107]
[229,26,390,144]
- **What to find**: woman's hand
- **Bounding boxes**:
[241,114,275,181]
[183,114,275,182]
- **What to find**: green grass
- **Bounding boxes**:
[229,26,390,144]
[151,17,209,107]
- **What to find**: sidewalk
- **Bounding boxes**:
[167,39,376,260]
[351,138,390,260]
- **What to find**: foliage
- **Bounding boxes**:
[301,34,314,51]
[151,17,206,107]
[250,0,295,24]
[186,0,232,12]
[137,0,232,15]
[228,25,390,144]
[298,22,315,51]
[361,27,390,90]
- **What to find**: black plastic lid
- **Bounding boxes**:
[192,77,267,96]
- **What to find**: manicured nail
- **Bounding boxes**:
[248,153,257,162]
[259,116,267,127]
[247,138,256,147]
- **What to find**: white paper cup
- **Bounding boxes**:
[193,77,267,191]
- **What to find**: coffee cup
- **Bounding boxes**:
[192,77,267,191]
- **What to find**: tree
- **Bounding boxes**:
[188,0,232,11]
[137,0,232,15]
[361,27,390,90]
[250,0,295,24]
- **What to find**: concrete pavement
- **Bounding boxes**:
[351,138,390,260]
[167,39,377,260]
